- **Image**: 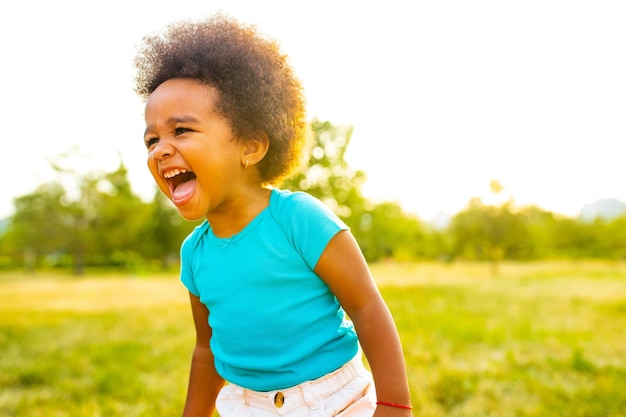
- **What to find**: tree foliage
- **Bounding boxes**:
[2,156,198,273]
[282,119,367,221]
[6,182,68,271]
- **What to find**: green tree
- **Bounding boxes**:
[282,119,368,223]
[517,205,561,259]
[4,183,69,271]
[356,202,426,262]
[140,189,201,268]
[604,214,626,259]
[6,153,157,273]
[87,162,150,269]
[449,197,528,274]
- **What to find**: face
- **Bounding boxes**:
[144,78,246,220]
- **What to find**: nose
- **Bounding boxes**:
[150,140,175,161]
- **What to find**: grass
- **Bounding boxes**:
[1,261,626,416]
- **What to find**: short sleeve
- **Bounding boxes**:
[179,222,209,296]
[272,190,349,270]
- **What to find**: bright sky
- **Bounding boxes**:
[2,0,625,221]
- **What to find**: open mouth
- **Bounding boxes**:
[164,169,197,204]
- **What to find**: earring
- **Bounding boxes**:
[245,159,249,169]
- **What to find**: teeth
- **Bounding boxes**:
[164,169,189,179]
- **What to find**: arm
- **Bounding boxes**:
[315,231,413,416]
[182,292,225,417]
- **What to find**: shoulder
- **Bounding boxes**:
[180,220,210,254]
[270,188,346,231]
[270,188,337,221]
[269,189,348,258]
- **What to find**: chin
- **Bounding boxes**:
[176,207,206,222]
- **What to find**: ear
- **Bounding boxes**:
[242,131,270,167]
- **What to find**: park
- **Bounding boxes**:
[1,260,625,416]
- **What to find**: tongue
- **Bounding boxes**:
[172,178,196,204]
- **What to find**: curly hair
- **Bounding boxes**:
[133,14,308,184]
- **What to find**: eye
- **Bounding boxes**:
[175,127,191,136]
[145,137,159,149]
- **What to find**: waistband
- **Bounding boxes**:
[228,353,367,413]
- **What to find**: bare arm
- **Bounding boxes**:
[182,292,225,417]
[315,231,413,416]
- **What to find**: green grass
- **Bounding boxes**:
[1,261,626,416]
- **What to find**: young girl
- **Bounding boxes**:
[134,14,413,417]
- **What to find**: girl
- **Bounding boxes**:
[134,14,413,417]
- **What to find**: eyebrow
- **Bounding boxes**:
[144,115,200,137]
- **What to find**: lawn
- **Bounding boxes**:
[1,261,625,416]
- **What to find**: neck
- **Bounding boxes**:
[207,187,272,238]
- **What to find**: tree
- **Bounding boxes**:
[450,196,528,274]
[139,189,201,268]
[5,183,69,272]
[86,162,151,269]
[356,202,426,262]
[516,205,560,259]
[604,214,626,259]
[282,119,368,222]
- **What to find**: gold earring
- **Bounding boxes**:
[245,159,249,169]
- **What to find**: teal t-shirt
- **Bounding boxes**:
[180,189,359,391]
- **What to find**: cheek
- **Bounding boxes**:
[147,158,158,178]
[147,159,170,193]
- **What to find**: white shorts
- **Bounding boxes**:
[215,353,376,417]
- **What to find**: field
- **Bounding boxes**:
[1,261,625,417]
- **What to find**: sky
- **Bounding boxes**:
[1,0,625,221]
